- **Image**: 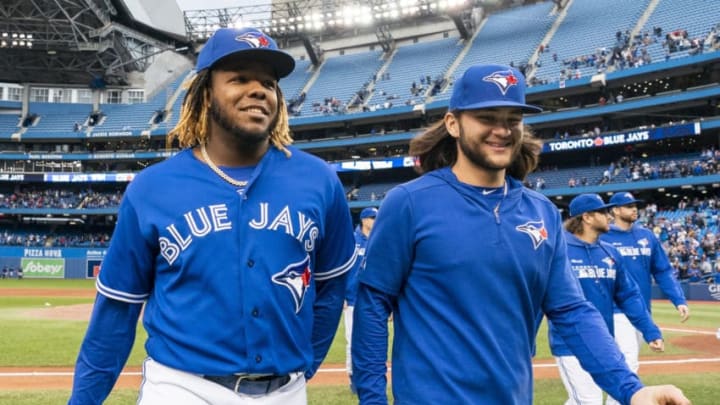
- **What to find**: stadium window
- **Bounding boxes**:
[105,89,122,104]
[77,89,92,104]
[30,88,49,102]
[7,87,22,101]
[127,90,144,104]
[0,87,3,99]
[52,89,71,103]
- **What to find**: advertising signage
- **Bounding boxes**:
[542,122,701,154]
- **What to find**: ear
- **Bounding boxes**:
[444,112,460,139]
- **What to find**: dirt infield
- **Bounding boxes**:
[2,288,719,390]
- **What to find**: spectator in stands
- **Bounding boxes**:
[351,63,689,405]
[600,192,689,405]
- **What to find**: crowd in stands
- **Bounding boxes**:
[0,230,110,248]
[0,187,123,210]
[597,148,720,185]
[640,195,720,284]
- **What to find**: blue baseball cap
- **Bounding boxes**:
[360,207,378,219]
[449,64,542,113]
[569,193,616,217]
[196,27,295,78]
[609,192,644,206]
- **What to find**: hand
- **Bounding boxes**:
[648,339,664,352]
[677,304,690,323]
[630,385,691,404]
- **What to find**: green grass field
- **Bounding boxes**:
[0,279,718,404]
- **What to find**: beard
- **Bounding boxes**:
[209,98,277,146]
[456,121,520,172]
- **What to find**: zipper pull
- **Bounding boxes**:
[494,203,500,224]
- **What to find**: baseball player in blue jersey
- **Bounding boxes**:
[552,193,665,404]
[344,206,378,394]
[351,63,691,405]
[68,27,357,405]
[600,191,689,405]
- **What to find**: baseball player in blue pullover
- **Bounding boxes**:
[551,193,665,404]
[600,191,689,405]
[351,63,690,405]
[344,207,378,394]
[68,27,356,405]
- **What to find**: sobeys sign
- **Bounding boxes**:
[21,258,65,278]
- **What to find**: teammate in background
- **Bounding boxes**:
[344,206,378,394]
[351,63,691,405]
[552,193,665,404]
[601,191,690,405]
[68,27,357,405]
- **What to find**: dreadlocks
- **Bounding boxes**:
[409,113,542,181]
[167,70,293,156]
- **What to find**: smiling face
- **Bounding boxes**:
[447,108,524,175]
[208,59,279,145]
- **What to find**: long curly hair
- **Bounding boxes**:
[167,70,293,156]
[409,114,542,180]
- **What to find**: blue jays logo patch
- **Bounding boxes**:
[483,70,519,95]
[602,257,615,268]
[637,238,649,248]
[272,255,311,314]
[235,31,271,48]
[516,220,548,250]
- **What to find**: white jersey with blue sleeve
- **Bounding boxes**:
[95,146,356,376]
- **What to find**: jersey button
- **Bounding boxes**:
[247,259,254,267]
[255,355,262,363]
[252,308,259,317]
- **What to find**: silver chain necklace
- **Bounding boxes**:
[200,144,249,187]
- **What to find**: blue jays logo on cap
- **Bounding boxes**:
[516,220,548,250]
[449,63,542,113]
[272,256,311,314]
[609,191,643,206]
[235,31,271,49]
[483,70,519,95]
[195,27,295,78]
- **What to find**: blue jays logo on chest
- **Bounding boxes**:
[272,256,311,313]
[516,220,548,250]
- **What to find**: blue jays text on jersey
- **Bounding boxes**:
[352,167,643,405]
[159,202,321,266]
[95,147,357,377]
[600,224,687,311]
[549,231,662,357]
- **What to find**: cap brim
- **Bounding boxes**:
[208,48,296,79]
[454,100,542,113]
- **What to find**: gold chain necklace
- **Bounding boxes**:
[200,144,249,187]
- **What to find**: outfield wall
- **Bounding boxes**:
[1,246,719,302]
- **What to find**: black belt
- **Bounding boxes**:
[202,373,292,395]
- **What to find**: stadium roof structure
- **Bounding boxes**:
[0,0,190,86]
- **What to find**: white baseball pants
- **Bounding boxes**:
[605,313,643,405]
[138,358,307,405]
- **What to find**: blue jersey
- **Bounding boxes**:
[600,224,687,312]
[345,226,369,306]
[94,147,356,376]
[352,168,643,405]
[549,232,662,356]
